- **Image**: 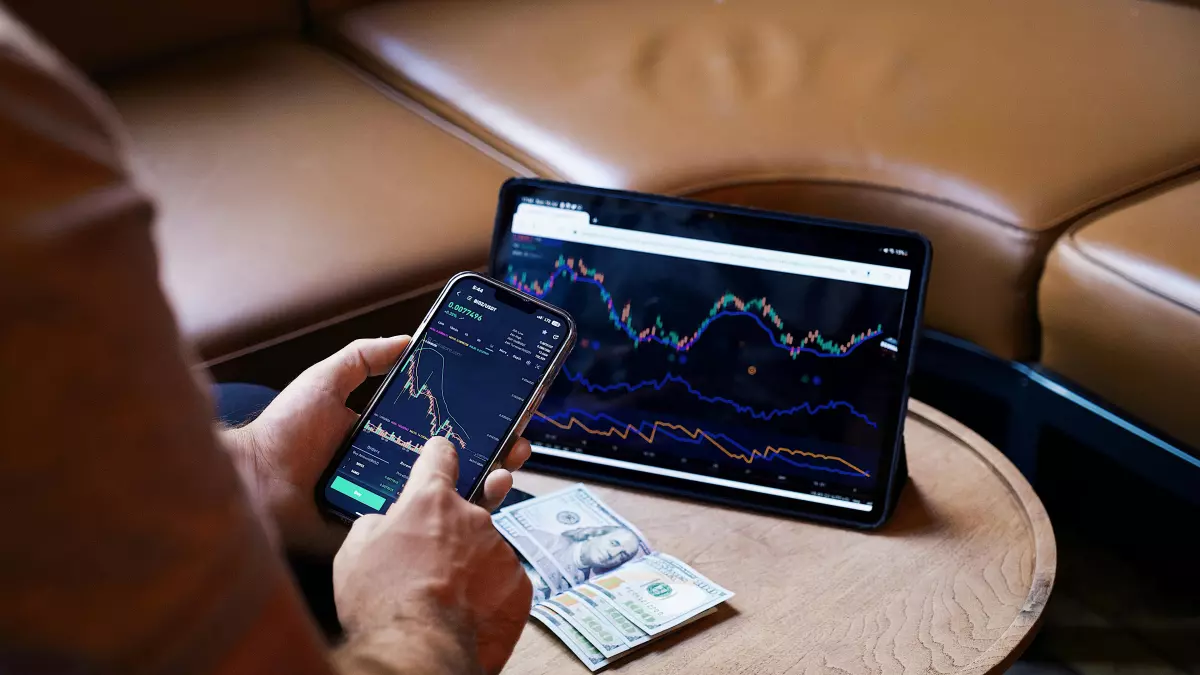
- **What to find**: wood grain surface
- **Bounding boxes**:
[507,400,1056,675]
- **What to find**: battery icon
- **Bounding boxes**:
[551,320,561,327]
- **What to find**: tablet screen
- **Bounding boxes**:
[491,181,928,524]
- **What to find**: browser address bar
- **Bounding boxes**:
[511,203,911,291]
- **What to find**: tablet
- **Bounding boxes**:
[489,179,931,528]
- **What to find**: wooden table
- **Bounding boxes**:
[508,400,1056,674]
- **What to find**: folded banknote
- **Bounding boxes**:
[494,484,732,670]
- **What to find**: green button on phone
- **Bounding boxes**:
[330,476,386,510]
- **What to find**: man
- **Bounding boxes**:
[530,525,644,585]
[0,11,529,675]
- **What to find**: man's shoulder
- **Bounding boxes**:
[0,6,136,237]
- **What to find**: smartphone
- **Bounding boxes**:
[316,272,576,523]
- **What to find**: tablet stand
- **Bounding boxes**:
[886,439,909,516]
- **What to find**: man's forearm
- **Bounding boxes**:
[333,622,481,675]
[218,424,267,488]
[217,425,285,545]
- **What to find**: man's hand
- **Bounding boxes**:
[223,337,533,556]
[333,437,532,675]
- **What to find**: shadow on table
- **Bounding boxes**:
[607,602,741,667]
[876,481,939,537]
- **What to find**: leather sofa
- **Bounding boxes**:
[8,0,1200,456]
[1040,174,1200,451]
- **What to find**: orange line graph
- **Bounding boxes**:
[534,412,870,477]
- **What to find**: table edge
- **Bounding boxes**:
[908,399,1058,675]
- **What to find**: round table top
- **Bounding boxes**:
[508,400,1056,674]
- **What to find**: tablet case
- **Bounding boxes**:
[492,179,927,530]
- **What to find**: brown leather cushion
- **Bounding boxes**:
[1040,173,1200,449]
[107,40,523,361]
[324,0,1200,360]
[5,0,299,75]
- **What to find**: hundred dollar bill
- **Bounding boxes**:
[506,484,653,586]
[585,552,733,635]
[538,592,627,657]
[493,512,570,596]
[530,605,610,672]
[569,585,650,648]
[520,561,555,604]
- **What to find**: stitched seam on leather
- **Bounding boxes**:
[1059,233,1200,317]
[676,176,1023,232]
[306,42,537,178]
[313,30,555,179]
[1063,165,1200,241]
[1059,167,1200,316]
[1045,159,1200,239]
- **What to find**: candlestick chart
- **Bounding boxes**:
[325,278,570,513]
[361,347,471,455]
[509,256,884,359]
[503,244,907,493]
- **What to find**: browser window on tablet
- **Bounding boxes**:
[490,180,930,528]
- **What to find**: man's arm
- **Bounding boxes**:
[334,624,480,675]
[0,11,338,675]
[0,11,532,672]
[0,11,528,675]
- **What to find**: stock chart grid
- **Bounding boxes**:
[503,237,908,507]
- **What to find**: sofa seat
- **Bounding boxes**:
[324,0,1200,360]
[107,40,522,361]
[1039,174,1200,450]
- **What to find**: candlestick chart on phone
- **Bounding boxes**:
[504,241,907,492]
[361,347,471,456]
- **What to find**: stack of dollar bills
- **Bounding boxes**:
[493,484,734,671]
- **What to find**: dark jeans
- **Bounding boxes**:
[213,382,279,427]
[214,383,343,639]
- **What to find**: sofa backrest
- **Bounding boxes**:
[5,0,301,75]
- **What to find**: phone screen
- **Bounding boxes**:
[322,276,569,516]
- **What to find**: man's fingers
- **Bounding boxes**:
[405,436,460,494]
[299,336,411,401]
[501,438,532,472]
[478,468,514,512]
[350,512,387,534]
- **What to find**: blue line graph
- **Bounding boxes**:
[534,407,870,478]
[561,367,878,428]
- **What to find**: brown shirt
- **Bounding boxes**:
[0,10,331,674]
